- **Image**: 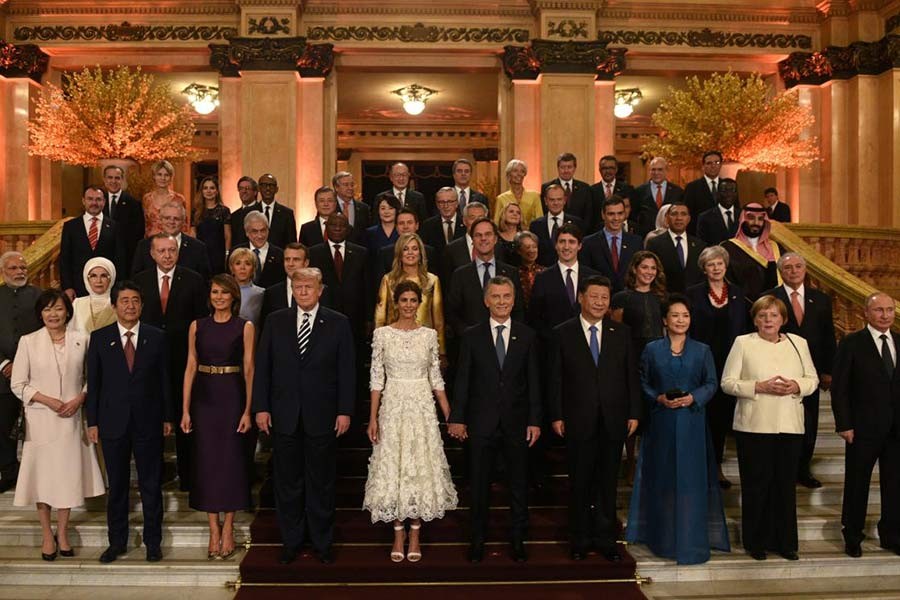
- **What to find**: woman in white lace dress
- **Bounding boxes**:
[364,280,457,563]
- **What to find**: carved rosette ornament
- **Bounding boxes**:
[503,40,626,80]
[779,35,900,88]
[209,37,334,78]
[0,41,49,82]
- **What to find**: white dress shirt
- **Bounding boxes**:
[296,303,320,335]
[490,317,511,353]
[718,204,736,227]
[705,175,720,194]
[465,234,474,259]
[337,197,355,226]
[318,216,329,236]
[580,315,602,349]
[261,200,276,223]
[329,241,345,259]
[455,187,471,205]
[284,277,293,307]
[558,260,579,286]
[156,266,175,294]
[547,212,566,239]
[117,321,141,348]
[83,212,104,237]
[783,283,805,305]
[251,242,270,266]
[393,188,407,205]
[668,229,688,264]
[868,324,896,365]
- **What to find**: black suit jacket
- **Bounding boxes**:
[696,205,741,247]
[259,201,298,251]
[132,234,212,282]
[337,200,372,244]
[579,230,643,294]
[259,279,335,329]
[252,306,356,436]
[230,202,261,248]
[548,317,641,441]
[526,263,600,339]
[685,281,749,367]
[631,181,684,237]
[832,328,900,439]
[763,285,836,375]
[307,241,370,340]
[528,213,587,267]
[421,214,466,258]
[374,189,427,223]
[231,242,286,289]
[103,190,145,276]
[541,178,593,230]
[450,320,541,436]
[682,178,719,235]
[0,285,42,395]
[299,219,325,248]
[60,215,126,297]
[86,321,173,439]
[645,232,707,293]
[769,202,791,223]
[447,260,524,337]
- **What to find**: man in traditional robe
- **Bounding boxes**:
[721,203,781,303]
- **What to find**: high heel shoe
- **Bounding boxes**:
[41,535,57,562]
[219,526,236,561]
[407,523,422,563]
[391,524,405,562]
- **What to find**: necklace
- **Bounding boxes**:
[708,282,729,305]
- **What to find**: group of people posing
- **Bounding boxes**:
[1,150,897,570]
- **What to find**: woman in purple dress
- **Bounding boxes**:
[181,274,255,560]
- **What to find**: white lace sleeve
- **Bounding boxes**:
[428,329,445,391]
[370,328,386,392]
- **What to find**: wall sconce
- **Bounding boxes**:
[391,83,437,116]
[614,88,642,119]
[182,83,220,115]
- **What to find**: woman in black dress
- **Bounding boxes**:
[181,274,255,560]
[191,177,231,275]
[686,245,748,489]
[496,203,522,266]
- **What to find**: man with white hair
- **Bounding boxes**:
[630,157,684,237]
[0,252,42,492]
[232,210,286,289]
[131,202,211,280]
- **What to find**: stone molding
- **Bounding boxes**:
[887,11,900,35]
[779,34,900,88]
[209,36,334,77]
[597,28,813,49]
[4,2,239,16]
[0,41,49,82]
[503,39,626,80]
[248,17,291,36]
[13,22,237,42]
[306,23,530,43]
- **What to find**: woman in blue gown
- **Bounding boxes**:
[625,293,730,564]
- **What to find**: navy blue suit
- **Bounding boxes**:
[252,305,356,553]
[86,322,172,551]
[579,230,643,293]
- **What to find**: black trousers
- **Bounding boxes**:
[797,389,820,477]
[842,434,900,547]
[469,428,529,544]
[102,419,164,549]
[566,426,623,552]
[272,422,336,553]
[706,390,736,465]
[735,432,802,554]
[0,392,20,481]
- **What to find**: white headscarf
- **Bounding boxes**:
[82,257,117,303]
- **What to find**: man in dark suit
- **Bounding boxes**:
[630,157,684,237]
[257,173,298,251]
[232,211,286,289]
[529,184,586,267]
[102,165,145,277]
[230,176,260,248]
[645,202,707,293]
[541,152,593,230]
[421,187,466,261]
[591,155,634,234]
[333,172,371,244]
[449,276,541,563]
[375,208,438,284]
[0,252,41,491]
[132,202,211,281]
[372,162,427,222]
[451,158,489,212]
[548,275,641,562]
[763,252,836,488]
[696,178,741,246]
[61,185,126,300]
[579,196,643,294]
[299,187,338,248]
[682,151,723,235]
[261,243,307,327]
[442,201,488,295]
[253,268,355,565]
[86,281,174,563]
[447,217,524,338]
[132,234,207,491]
[831,292,900,558]
[764,187,792,223]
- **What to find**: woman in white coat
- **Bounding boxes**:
[11,289,105,560]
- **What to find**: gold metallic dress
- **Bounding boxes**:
[374,272,446,355]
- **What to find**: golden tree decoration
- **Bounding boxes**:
[644,72,819,173]
[27,66,196,167]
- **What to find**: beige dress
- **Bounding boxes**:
[10,329,105,507]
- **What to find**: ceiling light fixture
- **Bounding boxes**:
[182,83,220,115]
[391,83,437,116]
[614,88,642,119]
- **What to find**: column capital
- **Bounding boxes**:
[502,40,626,81]
[0,41,49,82]
[209,37,333,78]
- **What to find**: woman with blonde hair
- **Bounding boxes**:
[494,159,543,228]
[143,159,188,237]
[228,248,264,329]
[496,203,523,266]
[374,233,445,358]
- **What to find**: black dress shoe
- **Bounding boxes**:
[0,478,15,493]
[845,543,862,558]
[278,546,298,565]
[779,550,799,561]
[797,475,822,489]
[59,547,75,558]
[879,543,900,556]
[569,547,587,561]
[749,550,767,561]
[601,548,622,562]
[718,478,732,490]
[317,548,334,564]
[510,541,527,563]
[468,543,485,563]
[99,545,126,563]
[146,547,162,562]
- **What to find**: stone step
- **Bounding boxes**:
[642,575,900,599]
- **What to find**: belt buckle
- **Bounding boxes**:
[213,366,223,375]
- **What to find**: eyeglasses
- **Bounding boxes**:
[704,160,722,166]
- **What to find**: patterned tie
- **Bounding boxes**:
[444,220,453,244]
[398,190,405,206]
[88,217,99,251]
[564,182,571,199]
[160,275,170,314]
[655,185,663,208]
[495,324,506,368]
[589,325,600,366]
[482,262,492,288]
[675,235,685,268]
[791,290,804,326]
[551,216,560,241]
[610,235,620,272]
[333,243,344,281]
[565,268,576,306]
[605,183,612,199]
[881,334,895,376]
[123,331,135,373]
[459,189,467,206]
[297,312,311,357]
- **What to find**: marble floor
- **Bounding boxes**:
[643,576,900,599]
